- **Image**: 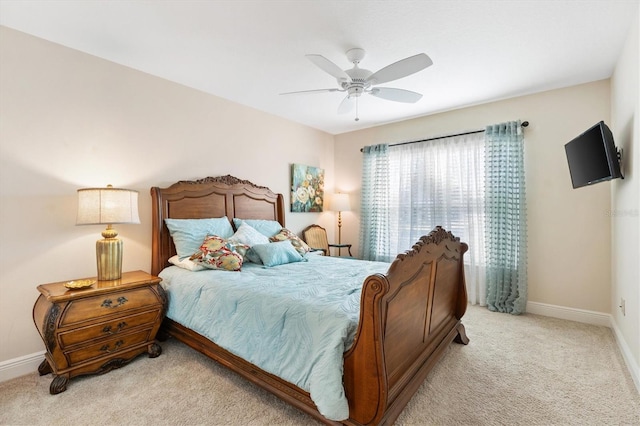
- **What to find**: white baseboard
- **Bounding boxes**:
[609,317,640,393]
[527,301,639,394]
[526,301,611,326]
[0,350,45,383]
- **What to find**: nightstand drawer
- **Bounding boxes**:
[66,329,152,365]
[59,310,161,348]
[60,287,160,326]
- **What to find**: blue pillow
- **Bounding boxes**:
[165,217,234,259]
[233,218,282,237]
[250,241,305,267]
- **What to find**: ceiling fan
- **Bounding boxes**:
[281,48,433,121]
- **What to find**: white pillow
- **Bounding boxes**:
[232,218,282,237]
[168,255,205,271]
[229,222,270,247]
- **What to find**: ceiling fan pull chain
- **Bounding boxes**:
[355,97,360,122]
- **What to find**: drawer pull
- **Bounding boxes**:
[100,340,123,353]
[101,296,128,309]
[102,321,127,335]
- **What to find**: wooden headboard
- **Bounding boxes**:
[150,175,285,276]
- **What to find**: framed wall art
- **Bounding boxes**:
[291,164,324,212]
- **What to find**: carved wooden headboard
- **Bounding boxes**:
[150,175,285,276]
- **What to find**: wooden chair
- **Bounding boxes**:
[302,224,352,257]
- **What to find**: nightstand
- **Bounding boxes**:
[32,270,166,394]
[329,243,352,257]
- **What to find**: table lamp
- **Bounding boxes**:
[76,185,140,280]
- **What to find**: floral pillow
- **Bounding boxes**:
[190,235,248,271]
[269,228,311,256]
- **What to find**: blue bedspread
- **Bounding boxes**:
[159,254,390,421]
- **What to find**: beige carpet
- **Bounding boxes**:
[1,305,638,425]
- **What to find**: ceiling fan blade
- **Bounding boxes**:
[337,95,354,114]
[306,54,350,81]
[369,87,423,103]
[366,53,433,85]
[280,88,341,95]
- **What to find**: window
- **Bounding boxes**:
[386,133,485,260]
[360,121,527,312]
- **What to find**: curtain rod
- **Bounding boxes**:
[360,121,529,152]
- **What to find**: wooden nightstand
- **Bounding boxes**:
[32,270,166,394]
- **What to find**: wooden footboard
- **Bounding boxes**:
[343,226,469,425]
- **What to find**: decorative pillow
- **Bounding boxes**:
[191,242,250,265]
[250,240,306,267]
[165,217,234,259]
[232,218,282,237]
[168,255,206,272]
[228,222,270,247]
[269,228,311,255]
[229,241,250,259]
[190,235,245,271]
[244,248,263,264]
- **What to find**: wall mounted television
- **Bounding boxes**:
[564,121,624,189]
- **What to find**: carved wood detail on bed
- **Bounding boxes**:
[150,175,285,276]
[150,175,469,425]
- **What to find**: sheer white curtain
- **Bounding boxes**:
[362,132,486,305]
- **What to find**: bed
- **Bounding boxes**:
[151,175,469,425]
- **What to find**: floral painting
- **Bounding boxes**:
[291,164,324,212]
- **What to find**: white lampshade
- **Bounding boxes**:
[76,186,140,225]
[76,185,140,281]
[331,193,351,212]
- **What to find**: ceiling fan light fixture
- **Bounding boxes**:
[347,86,364,98]
[283,48,433,121]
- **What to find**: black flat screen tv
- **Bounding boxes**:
[564,121,623,189]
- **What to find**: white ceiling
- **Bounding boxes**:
[1,0,638,135]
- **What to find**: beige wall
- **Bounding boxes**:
[0,27,335,362]
[335,80,613,314]
[611,9,639,379]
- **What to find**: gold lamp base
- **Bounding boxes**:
[96,226,123,281]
